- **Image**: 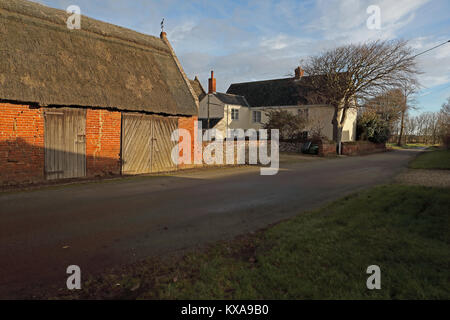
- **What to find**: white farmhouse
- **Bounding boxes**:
[195,68,357,142]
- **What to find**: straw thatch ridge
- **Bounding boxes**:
[189,77,206,101]
[0,0,198,116]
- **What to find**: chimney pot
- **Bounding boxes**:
[295,67,304,79]
[208,70,216,94]
[160,31,167,40]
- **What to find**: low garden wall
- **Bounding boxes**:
[199,140,270,165]
[341,141,386,156]
[317,140,387,157]
[197,140,385,160]
[318,141,336,157]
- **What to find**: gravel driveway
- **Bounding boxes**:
[395,169,450,187]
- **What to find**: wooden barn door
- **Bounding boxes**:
[121,114,153,175]
[121,114,178,175]
[151,116,178,173]
[44,108,86,180]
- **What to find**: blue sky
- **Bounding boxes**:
[33,0,450,114]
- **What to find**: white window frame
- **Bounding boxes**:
[252,111,262,123]
[231,108,239,120]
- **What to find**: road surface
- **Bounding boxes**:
[0,150,416,298]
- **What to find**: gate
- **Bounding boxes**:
[44,108,86,180]
[121,114,178,175]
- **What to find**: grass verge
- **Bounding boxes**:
[387,143,440,150]
[409,149,450,170]
[44,184,449,300]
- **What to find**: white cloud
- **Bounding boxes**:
[176,0,444,94]
[260,35,290,50]
[303,0,430,44]
[34,0,447,102]
[167,21,196,43]
[379,0,430,25]
[414,38,450,89]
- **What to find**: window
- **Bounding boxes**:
[231,109,239,120]
[252,111,262,123]
[301,131,309,140]
[298,108,309,120]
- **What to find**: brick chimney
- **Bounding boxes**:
[160,31,167,40]
[295,66,304,79]
[208,70,216,94]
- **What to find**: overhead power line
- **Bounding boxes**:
[413,40,450,58]
[412,40,450,98]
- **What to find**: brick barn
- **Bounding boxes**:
[0,0,199,186]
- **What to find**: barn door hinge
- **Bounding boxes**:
[76,134,86,144]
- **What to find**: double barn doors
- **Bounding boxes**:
[44,109,179,180]
[121,113,178,175]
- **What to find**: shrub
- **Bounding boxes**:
[264,110,307,141]
[357,111,390,144]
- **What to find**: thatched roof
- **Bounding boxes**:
[189,77,206,101]
[0,0,198,116]
[227,76,328,108]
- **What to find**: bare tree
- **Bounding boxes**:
[439,97,450,147]
[362,88,404,135]
[413,112,438,144]
[396,80,419,146]
[398,108,447,145]
[440,97,450,123]
[308,117,327,141]
[415,112,428,143]
[404,115,417,143]
[263,109,307,141]
[302,40,419,154]
[428,112,440,144]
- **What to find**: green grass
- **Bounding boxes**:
[387,143,440,150]
[47,185,450,300]
[409,149,450,170]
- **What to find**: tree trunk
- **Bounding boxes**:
[332,107,339,142]
[336,125,343,155]
[397,109,405,146]
[336,105,348,155]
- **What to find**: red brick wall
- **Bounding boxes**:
[0,105,199,185]
[342,141,386,156]
[0,103,44,185]
[86,109,122,176]
[178,116,200,168]
[318,140,336,156]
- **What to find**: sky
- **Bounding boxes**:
[32,0,450,114]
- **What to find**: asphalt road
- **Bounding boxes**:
[0,150,416,298]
